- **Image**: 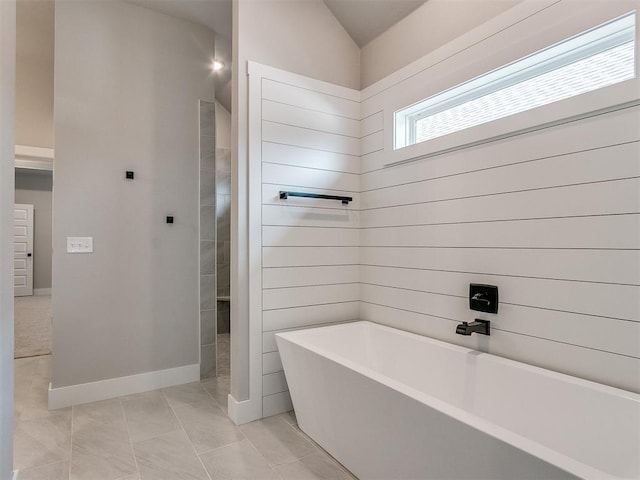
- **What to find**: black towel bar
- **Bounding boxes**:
[279,191,352,205]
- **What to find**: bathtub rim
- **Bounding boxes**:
[276,320,639,480]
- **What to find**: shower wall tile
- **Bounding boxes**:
[200,206,215,241]
[200,100,217,380]
[200,137,215,174]
[215,148,231,195]
[200,344,216,378]
[200,241,215,275]
[216,195,231,242]
[200,274,215,311]
[217,265,230,297]
[200,310,216,346]
[215,147,231,321]
[200,171,215,206]
[216,241,230,267]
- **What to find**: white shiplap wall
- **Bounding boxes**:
[359,105,640,392]
[358,0,640,393]
[257,72,361,416]
[250,0,640,419]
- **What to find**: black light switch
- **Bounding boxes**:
[166,216,174,224]
[125,171,134,180]
[469,284,498,314]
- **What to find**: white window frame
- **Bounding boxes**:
[395,12,635,150]
[380,1,640,167]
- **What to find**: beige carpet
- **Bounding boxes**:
[14,295,51,358]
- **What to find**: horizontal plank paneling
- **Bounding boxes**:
[361,142,639,209]
[263,283,359,310]
[263,246,359,268]
[359,302,640,393]
[262,226,359,247]
[263,301,360,332]
[262,78,360,119]
[263,184,360,210]
[262,205,359,229]
[263,265,359,289]
[263,163,359,192]
[259,73,363,417]
[263,371,288,396]
[360,178,639,227]
[256,52,640,417]
[361,106,640,179]
[361,131,384,156]
[360,265,638,323]
[360,111,384,137]
[263,121,360,156]
[263,352,283,375]
[359,283,638,357]
[360,215,639,249]
[263,391,293,418]
[262,142,360,174]
[360,247,639,285]
[263,321,355,352]
[262,99,360,137]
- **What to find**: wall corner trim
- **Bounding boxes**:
[48,363,200,409]
[227,394,261,425]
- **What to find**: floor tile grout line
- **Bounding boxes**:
[199,378,225,410]
[237,430,282,477]
[161,389,214,480]
[119,399,142,480]
[193,436,248,460]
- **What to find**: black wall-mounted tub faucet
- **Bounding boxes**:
[456,319,490,336]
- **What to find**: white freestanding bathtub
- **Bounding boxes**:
[276,321,640,480]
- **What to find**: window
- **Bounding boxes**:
[394,12,636,150]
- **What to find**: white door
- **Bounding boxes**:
[14,204,34,296]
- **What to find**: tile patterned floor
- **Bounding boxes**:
[14,355,356,480]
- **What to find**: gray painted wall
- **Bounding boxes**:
[16,0,54,148]
[15,171,52,290]
[52,0,215,388]
[0,0,15,477]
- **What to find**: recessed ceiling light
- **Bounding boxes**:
[212,60,224,72]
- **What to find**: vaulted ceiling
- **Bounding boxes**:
[128,0,427,110]
[323,0,425,47]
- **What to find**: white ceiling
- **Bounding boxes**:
[129,0,425,46]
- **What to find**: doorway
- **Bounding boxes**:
[13,170,53,360]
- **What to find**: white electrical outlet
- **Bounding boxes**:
[67,236,93,253]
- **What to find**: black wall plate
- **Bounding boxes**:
[469,284,498,314]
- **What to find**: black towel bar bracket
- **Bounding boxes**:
[279,191,352,205]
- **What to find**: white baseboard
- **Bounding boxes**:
[33,288,51,296]
[12,470,18,480]
[48,363,200,409]
[227,394,262,425]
